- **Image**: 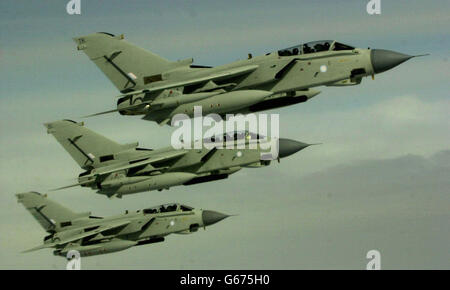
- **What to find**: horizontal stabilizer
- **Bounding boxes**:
[93,150,188,176]
[50,179,94,191]
[22,244,52,253]
[50,221,131,247]
[83,108,119,118]
[115,65,258,97]
[83,101,152,118]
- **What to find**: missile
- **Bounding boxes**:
[246,89,320,112]
[150,91,221,109]
[99,172,197,196]
[100,176,151,189]
[168,90,273,117]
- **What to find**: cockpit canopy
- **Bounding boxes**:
[203,131,265,144]
[278,40,355,56]
[142,203,193,214]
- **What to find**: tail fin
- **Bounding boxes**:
[73,32,173,92]
[16,192,86,233]
[44,120,130,170]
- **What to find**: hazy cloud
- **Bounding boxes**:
[0,0,449,269]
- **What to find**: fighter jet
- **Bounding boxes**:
[74,32,425,125]
[45,120,311,198]
[16,192,229,257]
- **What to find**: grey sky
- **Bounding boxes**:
[0,0,449,269]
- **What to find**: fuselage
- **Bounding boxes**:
[153,47,373,93]
[78,134,274,197]
[119,40,375,121]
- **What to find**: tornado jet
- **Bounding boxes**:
[74,32,426,125]
[16,192,229,257]
[45,120,311,198]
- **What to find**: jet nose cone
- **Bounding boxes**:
[202,210,229,226]
[371,49,413,74]
[278,138,310,158]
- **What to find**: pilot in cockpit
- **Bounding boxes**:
[303,43,312,54]
[313,42,328,52]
